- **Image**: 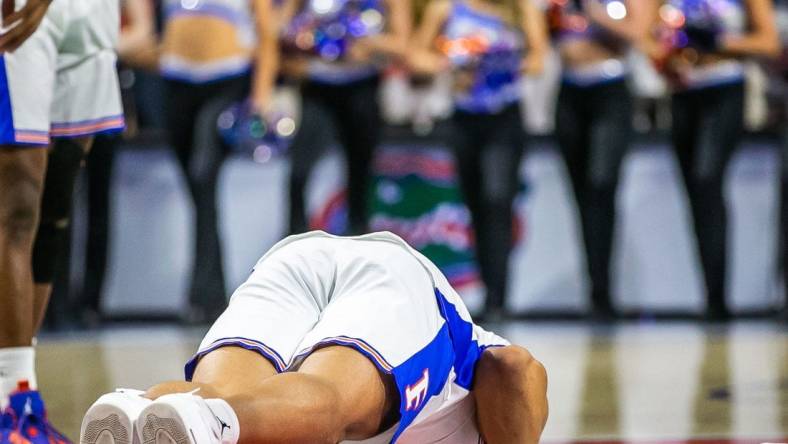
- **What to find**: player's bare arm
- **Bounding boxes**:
[475,345,549,444]
[0,0,52,53]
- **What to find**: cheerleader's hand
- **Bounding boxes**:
[581,0,607,25]
[250,92,274,117]
[520,53,545,76]
[347,37,374,63]
[407,49,450,76]
[280,55,311,80]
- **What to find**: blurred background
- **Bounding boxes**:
[45,0,788,326]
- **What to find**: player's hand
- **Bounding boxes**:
[0,0,52,53]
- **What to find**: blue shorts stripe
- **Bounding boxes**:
[290,336,394,373]
[0,56,17,144]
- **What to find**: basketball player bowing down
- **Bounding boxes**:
[80,231,548,444]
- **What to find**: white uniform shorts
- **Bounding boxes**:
[0,0,123,146]
[186,231,509,444]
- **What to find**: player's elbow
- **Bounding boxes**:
[484,346,546,386]
[482,346,549,440]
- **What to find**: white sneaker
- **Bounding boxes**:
[81,389,152,444]
[136,393,240,444]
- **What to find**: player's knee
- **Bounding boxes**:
[0,169,42,244]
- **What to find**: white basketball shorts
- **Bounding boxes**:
[0,0,123,146]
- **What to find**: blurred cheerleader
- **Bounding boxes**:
[160,0,279,322]
[548,0,653,319]
[279,0,411,235]
[649,0,779,320]
[410,0,548,318]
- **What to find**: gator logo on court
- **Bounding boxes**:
[405,368,430,411]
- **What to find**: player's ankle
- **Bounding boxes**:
[204,399,240,444]
[0,347,37,407]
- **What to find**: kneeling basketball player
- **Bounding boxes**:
[80,231,548,444]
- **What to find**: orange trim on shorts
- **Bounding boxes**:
[15,131,50,145]
[50,117,125,137]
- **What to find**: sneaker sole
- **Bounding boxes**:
[138,404,196,444]
[81,404,136,444]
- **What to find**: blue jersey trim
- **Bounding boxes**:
[0,56,17,144]
[390,324,455,442]
[434,289,484,390]
[388,289,485,442]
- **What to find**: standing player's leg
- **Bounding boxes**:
[0,147,48,397]
[31,136,93,332]
[0,0,57,403]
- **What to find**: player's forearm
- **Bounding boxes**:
[474,346,548,444]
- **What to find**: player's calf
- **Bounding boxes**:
[0,149,47,247]
[0,148,47,349]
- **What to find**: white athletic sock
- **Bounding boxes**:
[205,398,241,444]
[0,347,37,408]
